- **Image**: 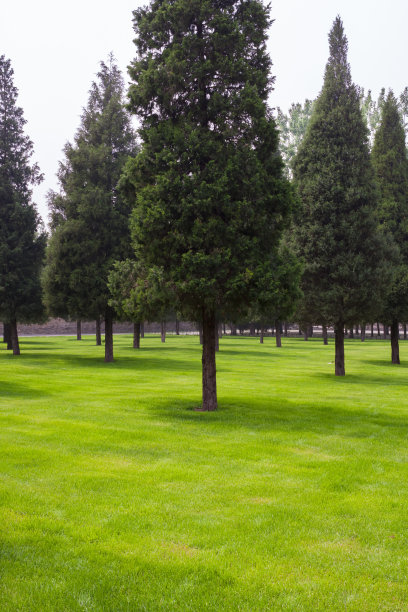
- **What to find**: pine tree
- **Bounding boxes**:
[0,55,46,355]
[292,17,389,376]
[372,91,408,364]
[122,0,295,410]
[43,56,137,361]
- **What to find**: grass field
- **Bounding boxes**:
[1,333,408,611]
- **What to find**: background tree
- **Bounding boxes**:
[122,0,295,410]
[371,91,408,364]
[43,56,137,361]
[0,55,46,355]
[275,100,314,177]
[292,17,389,376]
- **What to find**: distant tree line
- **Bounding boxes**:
[1,3,408,408]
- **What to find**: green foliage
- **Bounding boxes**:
[0,55,46,324]
[43,56,137,321]
[275,99,314,176]
[371,91,408,323]
[122,0,295,322]
[292,17,389,328]
[108,259,171,322]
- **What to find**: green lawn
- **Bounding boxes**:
[1,334,407,611]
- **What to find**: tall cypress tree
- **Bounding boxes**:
[292,17,389,376]
[372,91,408,364]
[122,0,295,410]
[43,57,137,361]
[0,55,46,355]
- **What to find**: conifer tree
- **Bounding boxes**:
[372,91,408,364]
[0,55,46,355]
[292,17,389,376]
[122,0,295,409]
[43,57,137,361]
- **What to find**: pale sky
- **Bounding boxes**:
[1,0,407,224]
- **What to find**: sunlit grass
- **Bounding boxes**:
[1,334,407,611]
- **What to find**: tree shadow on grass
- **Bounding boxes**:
[0,380,51,399]
[147,393,408,440]
[314,371,408,386]
[362,359,408,369]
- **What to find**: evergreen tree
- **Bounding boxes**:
[0,55,46,355]
[43,56,137,361]
[292,17,389,376]
[122,0,295,410]
[372,91,408,364]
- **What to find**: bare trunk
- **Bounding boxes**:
[377,322,381,337]
[404,324,407,340]
[4,323,12,349]
[76,320,82,341]
[249,322,256,337]
[230,323,237,336]
[260,327,264,344]
[215,323,219,352]
[322,325,328,345]
[140,322,145,338]
[133,322,141,349]
[10,320,20,356]
[308,324,313,337]
[298,325,302,335]
[391,320,400,364]
[202,308,217,411]
[383,324,388,340]
[198,323,203,345]
[275,320,282,347]
[175,319,180,335]
[361,324,366,342]
[303,329,308,341]
[161,321,166,343]
[96,318,101,346]
[335,323,345,376]
[370,323,374,338]
[284,322,288,337]
[104,311,113,362]
[348,327,354,339]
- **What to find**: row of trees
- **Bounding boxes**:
[1,3,407,407]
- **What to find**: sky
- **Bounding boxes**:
[1,0,407,224]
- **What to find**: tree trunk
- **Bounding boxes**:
[133,322,141,349]
[348,327,354,339]
[104,311,114,362]
[377,322,381,337]
[198,323,203,345]
[361,324,366,342]
[202,308,217,411]
[140,322,145,338]
[322,325,328,345]
[76,320,82,341]
[391,320,400,364]
[10,320,20,356]
[371,323,374,338]
[335,323,345,376]
[355,325,359,336]
[96,318,102,346]
[249,322,256,336]
[215,323,219,352]
[175,319,180,335]
[275,320,282,347]
[404,324,407,340]
[4,323,12,349]
[303,328,308,341]
[284,322,288,337]
[260,327,264,344]
[230,323,237,336]
[308,324,313,337]
[298,325,302,335]
[161,321,166,342]
[383,324,388,340]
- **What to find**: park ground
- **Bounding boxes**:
[1,334,407,611]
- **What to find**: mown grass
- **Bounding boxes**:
[1,333,408,611]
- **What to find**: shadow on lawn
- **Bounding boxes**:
[148,393,408,440]
[0,380,51,399]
